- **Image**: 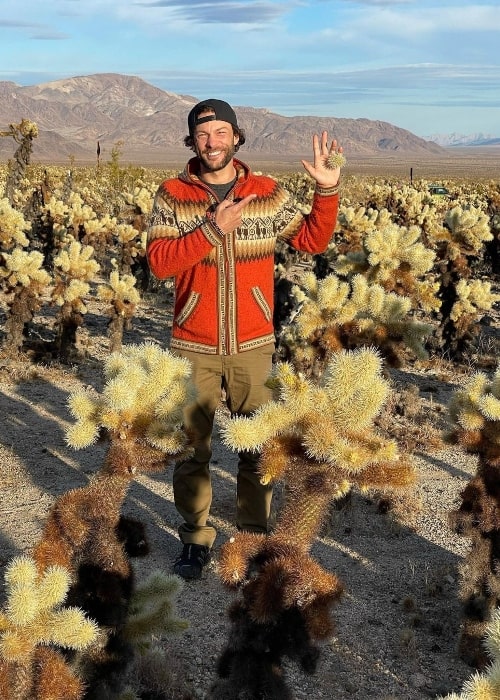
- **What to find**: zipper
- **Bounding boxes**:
[197,179,239,356]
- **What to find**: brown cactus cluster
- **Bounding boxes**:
[447,365,500,669]
[210,349,416,697]
[1,343,195,699]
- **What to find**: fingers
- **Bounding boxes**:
[313,132,343,163]
[214,194,257,233]
[232,194,257,211]
[218,194,256,213]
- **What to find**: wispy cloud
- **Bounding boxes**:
[136,0,292,24]
[0,20,44,28]
[145,63,500,117]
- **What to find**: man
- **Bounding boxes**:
[147,98,342,579]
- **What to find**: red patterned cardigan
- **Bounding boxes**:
[146,157,339,356]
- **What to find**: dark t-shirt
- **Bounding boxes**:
[207,177,237,202]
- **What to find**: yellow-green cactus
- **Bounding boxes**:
[0,248,52,355]
[222,348,414,495]
[448,364,500,449]
[0,198,30,250]
[325,151,347,170]
[0,248,50,289]
[50,236,101,359]
[53,238,100,292]
[0,555,98,659]
[123,184,155,216]
[215,348,414,698]
[0,555,98,700]
[447,364,500,667]
[98,269,140,307]
[66,341,196,457]
[334,221,438,312]
[445,204,493,254]
[278,271,434,375]
[337,205,379,234]
[450,279,500,323]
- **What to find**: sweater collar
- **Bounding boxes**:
[181,157,250,185]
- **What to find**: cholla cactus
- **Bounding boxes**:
[51,236,100,361]
[32,343,195,697]
[315,205,382,272]
[338,205,378,231]
[276,271,434,377]
[41,192,108,252]
[79,212,117,266]
[0,198,30,250]
[35,342,195,572]
[41,196,71,241]
[113,222,146,276]
[437,609,500,699]
[62,191,99,241]
[447,364,500,667]
[123,184,154,217]
[123,571,188,651]
[212,349,415,698]
[0,248,52,355]
[0,555,98,700]
[97,269,141,352]
[429,205,496,359]
[450,279,500,323]
[223,349,414,493]
[444,205,493,257]
[65,341,195,455]
[325,150,347,171]
[334,222,439,312]
[1,119,38,204]
[71,570,189,698]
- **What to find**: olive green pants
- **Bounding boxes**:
[172,345,274,548]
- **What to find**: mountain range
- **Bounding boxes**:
[425,132,500,147]
[0,73,448,165]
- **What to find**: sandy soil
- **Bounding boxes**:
[0,286,498,699]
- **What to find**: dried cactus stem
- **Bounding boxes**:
[2,287,41,356]
[107,312,127,353]
[55,303,84,363]
[1,120,38,204]
[273,467,335,552]
[106,300,136,353]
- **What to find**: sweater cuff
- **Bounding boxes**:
[315,183,340,197]
[201,219,225,245]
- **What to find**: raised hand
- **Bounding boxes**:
[301,131,344,188]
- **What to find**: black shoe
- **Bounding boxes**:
[173,544,211,580]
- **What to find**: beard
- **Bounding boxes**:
[196,142,236,173]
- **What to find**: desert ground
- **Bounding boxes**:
[1,280,498,699]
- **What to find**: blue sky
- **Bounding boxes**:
[0,0,499,137]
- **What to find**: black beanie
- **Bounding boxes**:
[188,99,238,135]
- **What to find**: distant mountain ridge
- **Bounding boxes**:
[425,132,500,147]
[0,72,446,164]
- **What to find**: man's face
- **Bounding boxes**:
[192,112,239,173]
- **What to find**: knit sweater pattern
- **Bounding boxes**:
[147,157,339,355]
